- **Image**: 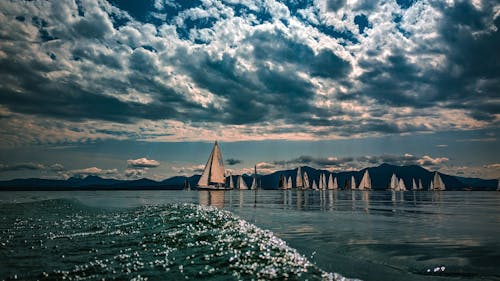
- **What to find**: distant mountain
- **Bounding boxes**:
[0,163,497,190]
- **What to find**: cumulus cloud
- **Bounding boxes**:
[67,167,118,178]
[127,157,160,168]
[171,164,205,175]
[226,158,242,165]
[0,0,498,146]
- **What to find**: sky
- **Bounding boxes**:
[0,0,499,181]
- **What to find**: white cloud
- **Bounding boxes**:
[127,158,160,168]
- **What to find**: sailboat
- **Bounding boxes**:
[433,172,445,191]
[429,180,434,191]
[296,167,303,189]
[279,174,286,189]
[412,178,417,191]
[183,178,191,190]
[328,174,334,190]
[319,174,324,190]
[389,173,398,190]
[322,174,327,190]
[398,178,406,191]
[418,179,423,190]
[312,180,318,190]
[358,170,372,190]
[198,141,228,190]
[303,172,310,189]
[237,175,248,190]
[229,174,234,189]
[333,177,338,189]
[250,165,258,190]
[287,176,293,189]
[351,175,356,190]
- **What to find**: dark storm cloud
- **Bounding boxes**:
[0,162,64,172]
[226,158,242,165]
[275,155,354,167]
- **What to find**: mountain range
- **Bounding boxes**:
[0,163,497,191]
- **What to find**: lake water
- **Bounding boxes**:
[0,190,499,280]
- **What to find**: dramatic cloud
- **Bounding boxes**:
[0,162,64,172]
[226,158,242,165]
[127,157,160,168]
[0,0,497,146]
[67,167,118,178]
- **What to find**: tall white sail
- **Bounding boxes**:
[418,179,423,190]
[351,176,356,190]
[398,178,406,191]
[287,176,293,189]
[433,172,445,190]
[238,175,248,190]
[430,180,434,191]
[328,174,334,190]
[390,173,398,190]
[322,174,327,190]
[359,170,372,190]
[296,167,303,189]
[303,172,310,189]
[312,180,318,190]
[319,174,324,190]
[229,174,234,189]
[198,141,226,188]
[333,177,338,189]
[250,165,258,190]
[412,178,417,190]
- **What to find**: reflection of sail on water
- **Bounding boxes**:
[198,141,227,189]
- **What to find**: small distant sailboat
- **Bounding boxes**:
[238,175,248,190]
[333,177,338,189]
[412,178,417,191]
[296,167,303,189]
[358,170,372,190]
[351,175,356,190]
[398,178,406,191]
[429,180,434,191]
[229,174,234,189]
[418,179,423,190]
[279,174,286,189]
[287,176,293,189]
[327,174,334,190]
[250,165,258,190]
[303,172,310,189]
[319,174,324,190]
[312,180,318,190]
[183,178,191,190]
[198,141,228,190]
[389,173,398,190]
[433,172,445,191]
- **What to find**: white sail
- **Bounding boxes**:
[250,165,258,190]
[229,174,234,189]
[303,172,310,189]
[296,167,303,189]
[398,178,406,191]
[333,177,338,189]
[287,176,293,189]
[238,175,248,190]
[430,180,434,191]
[390,173,398,190]
[418,179,423,190]
[323,174,327,190]
[198,141,226,188]
[412,178,417,190]
[433,172,445,191]
[312,180,318,190]
[359,170,372,190]
[351,176,356,190]
[319,174,323,190]
[328,174,334,190]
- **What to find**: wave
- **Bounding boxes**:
[0,199,359,280]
